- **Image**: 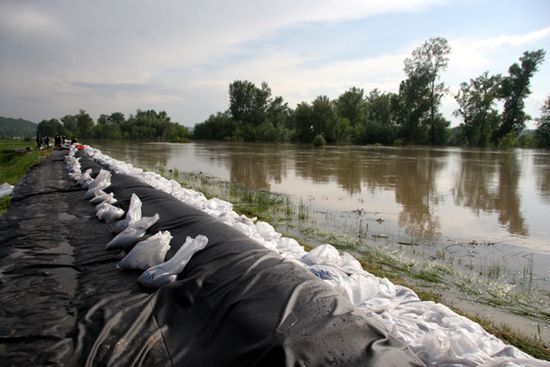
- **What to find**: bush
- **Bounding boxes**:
[312,134,326,147]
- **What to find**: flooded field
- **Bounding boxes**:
[90,140,550,339]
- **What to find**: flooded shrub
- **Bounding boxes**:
[312,134,326,147]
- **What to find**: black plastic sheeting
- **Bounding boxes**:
[0,150,426,366]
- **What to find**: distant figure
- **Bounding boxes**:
[44,136,50,149]
[71,136,78,144]
[61,135,66,145]
[54,134,60,148]
[36,133,41,149]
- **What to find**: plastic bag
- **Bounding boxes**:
[76,168,93,186]
[300,244,342,267]
[96,203,125,223]
[84,169,112,198]
[117,231,172,270]
[106,213,160,250]
[90,191,117,205]
[137,235,208,288]
[113,193,142,234]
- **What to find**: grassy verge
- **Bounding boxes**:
[0,138,50,213]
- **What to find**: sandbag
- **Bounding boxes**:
[117,230,172,270]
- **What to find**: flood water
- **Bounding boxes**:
[91,141,550,256]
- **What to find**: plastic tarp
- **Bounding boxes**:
[0,150,425,366]
[80,154,426,366]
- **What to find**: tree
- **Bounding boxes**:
[229,80,271,126]
[75,109,94,138]
[61,114,77,136]
[399,37,451,145]
[37,118,63,137]
[360,89,398,145]
[292,102,315,143]
[536,96,550,148]
[311,96,339,143]
[454,72,502,147]
[335,87,366,128]
[495,49,546,143]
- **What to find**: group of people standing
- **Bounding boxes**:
[35,133,74,149]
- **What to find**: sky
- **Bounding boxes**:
[0,0,549,128]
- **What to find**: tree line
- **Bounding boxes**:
[194,38,549,148]
[36,109,191,142]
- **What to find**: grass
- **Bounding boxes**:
[0,138,50,213]
[454,309,550,361]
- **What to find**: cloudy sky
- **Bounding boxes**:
[1,0,549,128]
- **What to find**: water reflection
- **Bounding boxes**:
[394,149,446,240]
[453,150,527,236]
[89,141,549,249]
[534,151,550,204]
[225,144,287,191]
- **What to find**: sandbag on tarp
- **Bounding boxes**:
[70,154,425,366]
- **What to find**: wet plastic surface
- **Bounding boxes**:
[0,150,425,366]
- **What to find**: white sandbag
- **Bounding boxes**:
[77,168,93,186]
[137,235,208,288]
[106,213,160,250]
[300,244,342,267]
[90,191,117,205]
[256,221,281,241]
[113,193,142,234]
[0,183,14,199]
[83,169,112,199]
[117,231,172,270]
[96,203,125,223]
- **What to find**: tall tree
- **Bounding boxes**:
[495,49,546,143]
[75,109,94,138]
[311,96,339,143]
[454,72,502,147]
[37,118,63,137]
[536,96,550,148]
[335,87,366,128]
[229,80,271,126]
[400,37,451,145]
[60,114,77,135]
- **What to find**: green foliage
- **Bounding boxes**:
[0,139,45,186]
[53,109,190,142]
[399,37,451,145]
[536,96,550,148]
[0,117,37,138]
[499,132,519,149]
[312,134,326,147]
[455,72,502,147]
[495,49,545,144]
[192,42,545,149]
[37,118,64,138]
[195,81,291,142]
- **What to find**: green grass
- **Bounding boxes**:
[0,138,49,213]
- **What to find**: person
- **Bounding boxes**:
[44,136,50,149]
